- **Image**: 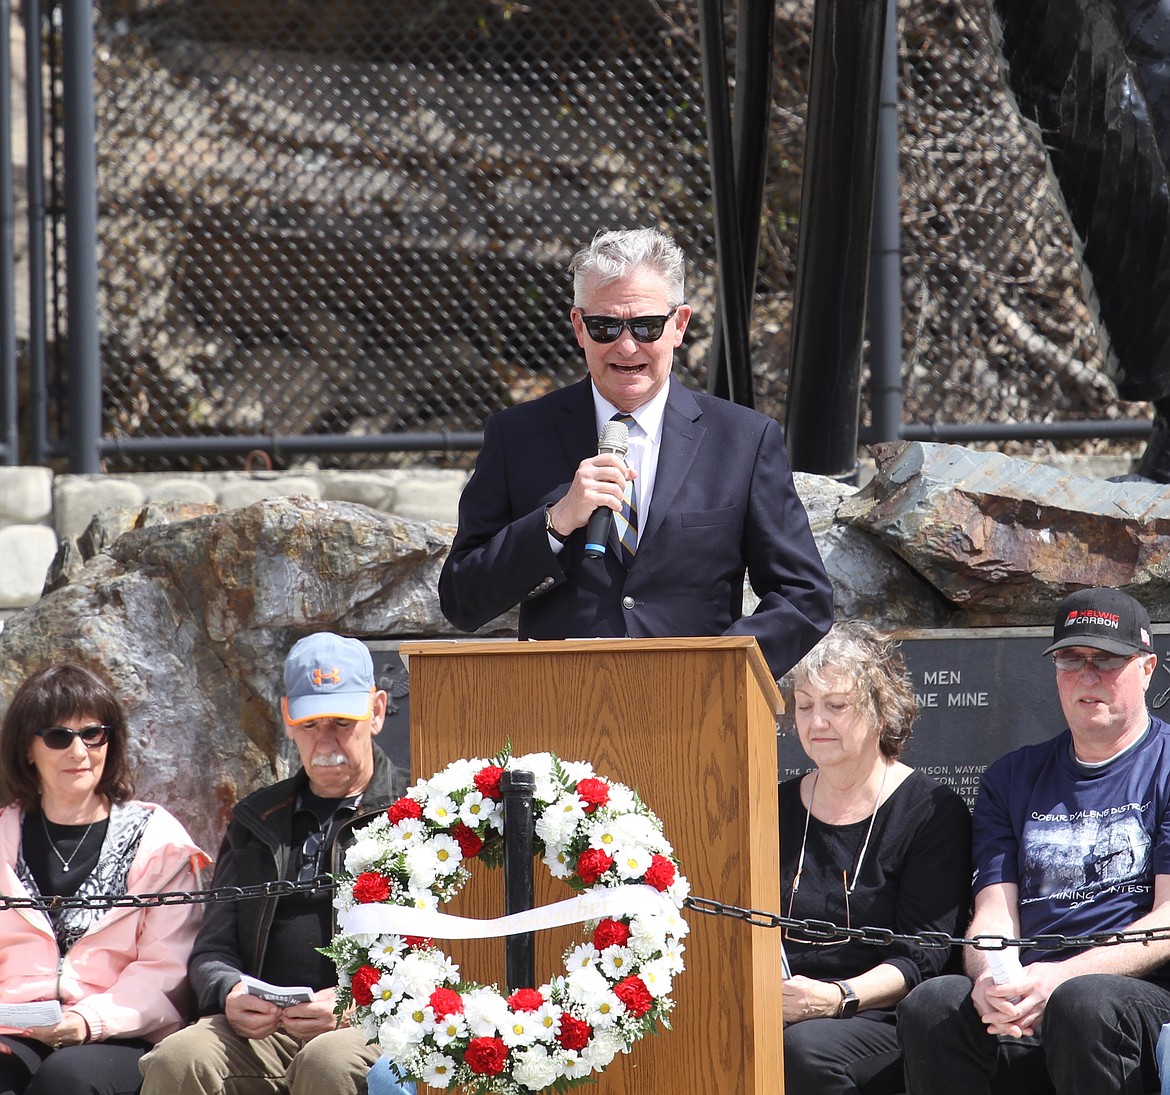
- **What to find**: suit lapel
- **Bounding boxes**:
[642,378,705,543]
[555,379,599,470]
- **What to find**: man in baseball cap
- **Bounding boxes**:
[140,632,393,1095]
[899,588,1170,1094]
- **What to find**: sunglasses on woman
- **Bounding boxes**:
[580,307,679,344]
[33,724,111,749]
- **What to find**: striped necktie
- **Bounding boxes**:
[611,412,638,565]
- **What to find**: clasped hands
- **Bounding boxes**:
[546,455,636,538]
[972,961,1065,1039]
[225,981,341,1042]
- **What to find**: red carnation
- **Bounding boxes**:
[614,975,654,1017]
[643,853,676,892]
[593,917,631,951]
[474,765,505,799]
[388,796,423,823]
[352,871,391,904]
[429,987,464,1017]
[350,964,381,1006]
[506,987,544,1012]
[464,1036,509,1075]
[576,848,614,885]
[405,935,433,948]
[453,822,484,859]
[556,1013,592,1051]
[575,777,610,812]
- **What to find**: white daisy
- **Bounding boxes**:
[420,1050,458,1089]
[535,794,585,846]
[458,790,492,827]
[542,843,572,880]
[429,1011,468,1047]
[367,934,407,967]
[564,942,599,972]
[599,945,635,979]
[586,991,626,1028]
[500,1008,541,1048]
[637,956,675,998]
[423,793,459,828]
[561,1047,594,1079]
[531,1001,562,1042]
[614,845,652,880]
[428,833,463,876]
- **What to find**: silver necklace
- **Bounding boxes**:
[791,762,889,899]
[41,811,97,873]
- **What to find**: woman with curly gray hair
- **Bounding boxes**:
[779,622,972,1095]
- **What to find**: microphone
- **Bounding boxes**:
[584,419,630,559]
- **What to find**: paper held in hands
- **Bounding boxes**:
[240,974,314,1008]
[0,1000,64,1028]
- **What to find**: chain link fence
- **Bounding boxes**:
[34,0,1141,471]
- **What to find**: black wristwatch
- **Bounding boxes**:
[544,506,568,544]
[834,980,859,1019]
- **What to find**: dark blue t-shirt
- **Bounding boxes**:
[973,714,1170,970]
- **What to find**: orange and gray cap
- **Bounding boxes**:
[282,632,375,724]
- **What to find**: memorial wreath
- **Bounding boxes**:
[326,748,689,1093]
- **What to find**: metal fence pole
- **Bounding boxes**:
[0,0,17,464]
[697,0,755,409]
[786,0,889,480]
[61,0,100,473]
[501,769,535,992]
[23,0,48,465]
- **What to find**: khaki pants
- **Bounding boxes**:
[138,1013,381,1095]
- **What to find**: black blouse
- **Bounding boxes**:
[779,768,972,997]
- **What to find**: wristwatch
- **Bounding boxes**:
[834,980,859,1019]
[544,506,568,544]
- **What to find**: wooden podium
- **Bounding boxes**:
[400,636,785,1095]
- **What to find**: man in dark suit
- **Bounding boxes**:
[438,227,833,679]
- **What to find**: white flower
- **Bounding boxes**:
[564,942,599,973]
[378,1012,425,1057]
[394,952,451,1000]
[388,817,425,850]
[403,885,438,911]
[542,843,572,879]
[428,758,482,797]
[344,836,386,874]
[586,991,626,1028]
[458,790,492,827]
[535,794,585,846]
[508,752,560,801]
[370,973,401,1016]
[599,945,635,979]
[501,1008,542,1048]
[637,956,675,997]
[586,1027,628,1068]
[368,934,407,967]
[606,783,637,813]
[396,996,434,1027]
[404,844,439,889]
[423,793,459,827]
[420,1050,458,1089]
[560,1047,593,1079]
[428,833,463,876]
[429,1011,468,1046]
[562,761,596,784]
[586,816,624,855]
[661,939,687,975]
[614,846,652,880]
[566,963,609,1006]
[512,1044,562,1089]
[531,1001,561,1042]
[462,987,510,1036]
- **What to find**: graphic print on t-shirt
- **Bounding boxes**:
[1020,802,1151,909]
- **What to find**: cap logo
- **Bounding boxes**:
[1065,609,1120,629]
[312,667,342,686]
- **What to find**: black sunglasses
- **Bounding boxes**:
[34,724,111,750]
[580,306,679,344]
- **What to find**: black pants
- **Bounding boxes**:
[898,973,1170,1095]
[0,1036,151,1095]
[784,1010,905,1095]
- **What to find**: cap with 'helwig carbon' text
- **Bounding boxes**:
[1042,587,1154,657]
[282,633,375,724]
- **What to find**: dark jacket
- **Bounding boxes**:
[188,748,396,1014]
[438,376,833,678]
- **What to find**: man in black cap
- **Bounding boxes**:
[898,587,1170,1095]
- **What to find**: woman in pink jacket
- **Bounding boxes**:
[0,664,209,1095]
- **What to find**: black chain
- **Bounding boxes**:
[5,882,1167,954]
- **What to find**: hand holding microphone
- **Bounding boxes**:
[584,419,629,559]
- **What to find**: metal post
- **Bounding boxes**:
[0,0,17,463]
[501,769,535,992]
[867,0,903,443]
[697,0,755,408]
[23,0,47,464]
[785,0,890,479]
[705,0,774,405]
[61,0,101,473]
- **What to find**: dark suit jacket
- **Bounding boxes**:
[438,377,833,678]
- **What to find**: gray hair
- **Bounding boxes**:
[569,228,686,307]
[782,621,919,761]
